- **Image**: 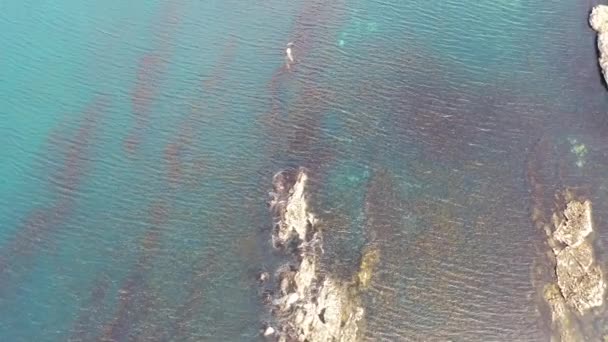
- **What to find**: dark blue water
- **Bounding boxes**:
[2,0,608,340]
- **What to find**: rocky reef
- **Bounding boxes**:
[542,198,605,341]
[263,168,376,342]
[552,201,604,313]
[590,5,608,85]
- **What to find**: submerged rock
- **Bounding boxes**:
[543,283,583,342]
[265,168,372,342]
[567,138,588,168]
[590,5,608,85]
[355,247,380,289]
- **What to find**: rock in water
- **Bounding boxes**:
[590,5,608,86]
[542,198,606,341]
[263,326,275,337]
[551,200,605,314]
[265,168,371,342]
[552,200,592,248]
[555,242,604,313]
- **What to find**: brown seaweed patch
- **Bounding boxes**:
[256,0,348,164]
[0,96,110,294]
[164,141,183,187]
[363,165,498,338]
[124,52,168,155]
[123,0,185,155]
[289,0,348,65]
[362,168,406,244]
[50,96,111,193]
[98,202,169,341]
[161,40,236,187]
[137,250,221,342]
[69,273,112,342]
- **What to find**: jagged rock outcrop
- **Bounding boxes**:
[552,200,592,248]
[551,200,604,314]
[270,169,318,251]
[542,199,606,341]
[264,168,373,342]
[590,5,608,85]
[543,283,582,342]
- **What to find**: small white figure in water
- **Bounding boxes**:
[285,42,295,69]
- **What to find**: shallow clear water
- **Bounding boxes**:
[2,0,608,340]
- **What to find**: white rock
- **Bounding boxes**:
[285,292,299,307]
[263,326,275,337]
[553,200,592,247]
[590,5,608,33]
[590,6,608,86]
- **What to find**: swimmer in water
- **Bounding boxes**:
[285,42,295,69]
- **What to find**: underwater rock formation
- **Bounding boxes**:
[590,5,608,85]
[543,283,582,342]
[265,168,372,342]
[543,199,605,341]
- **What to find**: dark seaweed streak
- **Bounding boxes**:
[0,96,109,295]
[123,0,184,155]
[97,203,169,342]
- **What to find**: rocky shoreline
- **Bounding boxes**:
[261,168,377,342]
[590,5,608,85]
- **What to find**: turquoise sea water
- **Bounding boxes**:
[3,0,608,340]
